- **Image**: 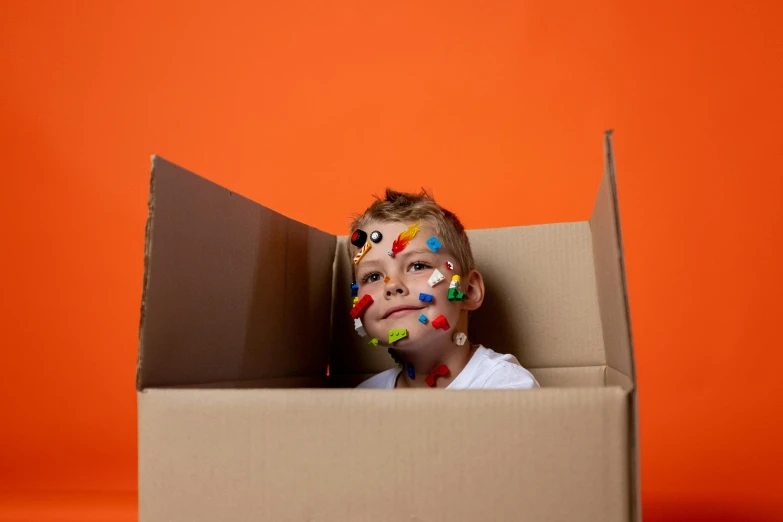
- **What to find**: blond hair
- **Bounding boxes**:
[348,189,475,276]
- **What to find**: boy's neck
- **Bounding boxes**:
[394,342,479,389]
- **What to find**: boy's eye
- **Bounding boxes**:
[409,261,430,272]
[362,272,383,284]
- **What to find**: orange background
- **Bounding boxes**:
[2,1,782,520]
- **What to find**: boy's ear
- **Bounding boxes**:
[460,269,485,312]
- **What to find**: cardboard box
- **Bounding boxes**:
[137,131,640,521]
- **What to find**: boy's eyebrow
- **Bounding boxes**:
[400,248,440,258]
[354,248,439,276]
[355,258,383,273]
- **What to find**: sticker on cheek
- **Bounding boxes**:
[427,269,445,287]
[354,318,367,337]
[431,315,450,331]
[350,294,374,319]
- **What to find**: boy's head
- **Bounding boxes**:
[348,189,485,351]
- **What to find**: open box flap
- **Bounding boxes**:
[136,157,336,390]
[589,131,636,383]
[589,130,640,522]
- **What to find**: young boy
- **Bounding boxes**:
[350,189,539,390]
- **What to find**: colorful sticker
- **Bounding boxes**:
[427,269,445,287]
[388,329,408,343]
[425,364,449,387]
[426,236,442,252]
[350,294,374,319]
[418,292,434,302]
[354,318,367,337]
[431,314,450,331]
[350,229,368,247]
[391,222,420,255]
[353,241,372,264]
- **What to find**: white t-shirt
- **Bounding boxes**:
[357,345,540,389]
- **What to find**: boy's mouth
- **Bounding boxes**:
[382,305,425,320]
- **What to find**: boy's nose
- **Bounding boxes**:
[384,279,409,298]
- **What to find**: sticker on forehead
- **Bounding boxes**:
[353,241,372,265]
[350,229,368,248]
[391,222,420,256]
[427,269,445,287]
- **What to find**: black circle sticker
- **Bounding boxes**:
[350,229,368,247]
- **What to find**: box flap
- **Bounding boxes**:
[589,131,641,522]
[139,388,631,522]
[588,131,636,383]
[331,222,606,378]
[136,156,336,390]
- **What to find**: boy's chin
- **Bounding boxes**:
[373,319,425,345]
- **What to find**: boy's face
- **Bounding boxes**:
[353,219,480,350]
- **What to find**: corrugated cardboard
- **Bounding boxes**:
[137,131,639,521]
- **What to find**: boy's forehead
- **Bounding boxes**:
[352,219,447,269]
[360,219,436,238]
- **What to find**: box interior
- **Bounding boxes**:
[137,147,634,392]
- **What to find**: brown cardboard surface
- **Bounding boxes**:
[137,156,336,390]
[589,132,640,521]
[139,387,630,522]
[331,222,607,378]
[532,364,606,387]
[163,376,328,389]
[589,133,635,382]
[606,365,634,392]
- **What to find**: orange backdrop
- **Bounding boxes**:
[1,1,781,520]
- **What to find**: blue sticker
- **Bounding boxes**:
[351,282,359,297]
[426,236,442,252]
[418,314,428,324]
[407,364,415,379]
[418,292,434,302]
